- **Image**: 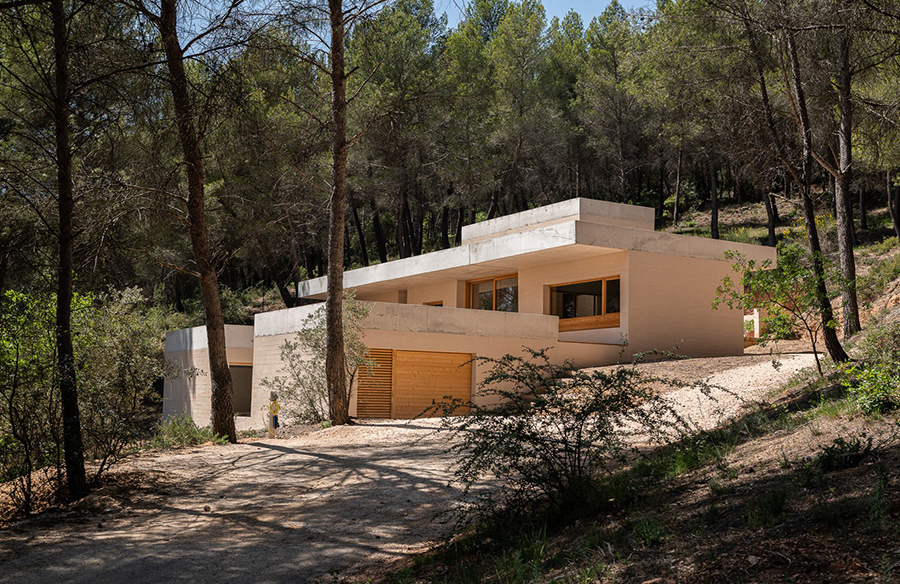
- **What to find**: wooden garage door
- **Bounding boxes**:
[392,350,472,419]
[357,349,393,418]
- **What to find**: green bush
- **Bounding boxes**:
[76,288,167,474]
[715,242,843,375]
[0,287,167,515]
[812,435,873,472]
[436,349,693,520]
[0,290,66,514]
[843,365,898,414]
[842,320,900,414]
[150,413,227,448]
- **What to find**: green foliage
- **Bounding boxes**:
[857,248,900,305]
[150,413,227,448]
[812,435,873,472]
[0,288,166,515]
[631,514,664,546]
[744,486,789,528]
[0,289,62,514]
[437,348,693,519]
[261,293,372,424]
[715,242,842,375]
[180,285,274,327]
[75,288,167,473]
[843,364,898,414]
[842,319,900,414]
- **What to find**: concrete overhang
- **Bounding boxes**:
[256,301,561,340]
[297,219,777,299]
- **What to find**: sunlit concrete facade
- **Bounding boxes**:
[164,198,776,428]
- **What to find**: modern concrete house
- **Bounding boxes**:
[163,198,776,429]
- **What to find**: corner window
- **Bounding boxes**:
[550,277,620,331]
[467,275,518,312]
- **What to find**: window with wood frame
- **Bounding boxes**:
[550,277,620,331]
[467,275,518,312]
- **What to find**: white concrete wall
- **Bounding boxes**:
[461,198,656,243]
[625,251,744,358]
[162,325,256,431]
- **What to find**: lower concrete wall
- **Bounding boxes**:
[248,302,624,423]
[162,325,256,431]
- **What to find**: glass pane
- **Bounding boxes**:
[496,277,518,312]
[474,281,494,310]
[551,280,603,318]
[605,279,620,314]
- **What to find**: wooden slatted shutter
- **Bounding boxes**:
[356,349,393,418]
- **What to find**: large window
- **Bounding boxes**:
[467,275,518,312]
[550,277,620,331]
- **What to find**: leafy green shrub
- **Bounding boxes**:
[744,486,789,527]
[857,241,900,304]
[150,413,227,448]
[715,242,843,375]
[813,435,873,472]
[437,349,693,519]
[75,288,167,474]
[632,515,664,546]
[842,320,900,414]
[0,290,60,514]
[843,364,898,414]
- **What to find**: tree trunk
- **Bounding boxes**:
[834,28,861,337]
[350,198,369,267]
[747,15,848,364]
[889,171,900,240]
[673,148,682,227]
[763,190,777,247]
[275,281,298,308]
[371,206,388,263]
[440,206,450,249]
[656,161,665,227]
[396,182,408,258]
[410,199,422,255]
[859,191,867,231]
[326,0,350,425]
[51,0,87,500]
[455,206,464,246]
[343,221,352,268]
[709,161,719,239]
[786,31,849,362]
[770,192,780,223]
[487,186,499,220]
[158,0,236,441]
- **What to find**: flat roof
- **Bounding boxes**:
[297,218,776,299]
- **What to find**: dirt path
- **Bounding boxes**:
[0,352,815,584]
[0,421,457,584]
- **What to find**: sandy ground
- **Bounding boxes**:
[0,352,816,584]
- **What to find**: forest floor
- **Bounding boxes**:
[0,349,819,584]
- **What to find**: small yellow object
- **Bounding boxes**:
[266,392,280,437]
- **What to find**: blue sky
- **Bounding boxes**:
[435,0,655,28]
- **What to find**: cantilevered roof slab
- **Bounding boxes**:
[296,217,776,300]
